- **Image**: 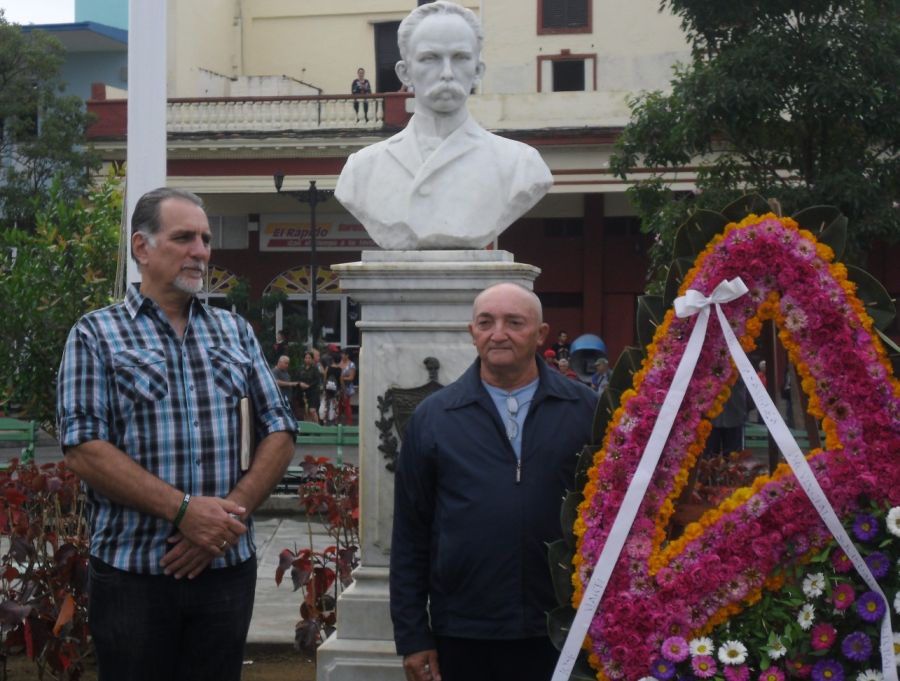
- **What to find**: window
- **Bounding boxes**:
[209,215,248,250]
[537,52,596,92]
[539,0,590,34]
[552,60,584,91]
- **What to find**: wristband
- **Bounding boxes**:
[173,493,191,528]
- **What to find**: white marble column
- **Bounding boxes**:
[316,250,540,681]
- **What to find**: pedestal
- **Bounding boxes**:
[316,250,539,680]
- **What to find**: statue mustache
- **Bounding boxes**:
[424,81,467,99]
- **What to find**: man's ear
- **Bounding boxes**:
[395,60,411,87]
[475,60,486,84]
[537,322,550,347]
[131,231,151,266]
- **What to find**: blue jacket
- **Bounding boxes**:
[390,357,598,655]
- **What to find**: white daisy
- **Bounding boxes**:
[717,640,748,666]
[802,572,826,598]
[894,589,900,616]
[887,507,900,538]
[767,638,787,660]
[856,671,884,681]
[689,637,714,657]
[797,603,816,630]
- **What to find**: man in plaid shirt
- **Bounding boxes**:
[57,188,296,681]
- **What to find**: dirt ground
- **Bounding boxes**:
[1,644,316,680]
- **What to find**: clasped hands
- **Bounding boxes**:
[160,494,247,579]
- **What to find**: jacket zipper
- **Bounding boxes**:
[516,458,521,484]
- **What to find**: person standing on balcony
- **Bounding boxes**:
[390,283,597,681]
[352,67,372,122]
[56,187,296,681]
[335,1,553,251]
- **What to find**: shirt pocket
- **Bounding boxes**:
[113,349,169,404]
[207,346,251,399]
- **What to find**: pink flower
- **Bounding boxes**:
[724,666,751,681]
[830,550,853,574]
[758,668,785,681]
[660,636,690,662]
[810,623,836,651]
[692,655,718,678]
[831,583,855,610]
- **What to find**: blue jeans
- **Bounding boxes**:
[88,555,257,681]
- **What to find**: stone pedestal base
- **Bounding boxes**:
[316,250,539,680]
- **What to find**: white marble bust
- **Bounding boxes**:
[334,1,553,250]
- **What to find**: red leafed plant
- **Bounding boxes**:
[276,457,359,652]
[0,459,90,680]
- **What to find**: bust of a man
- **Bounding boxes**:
[334,1,553,250]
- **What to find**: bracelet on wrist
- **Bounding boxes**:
[173,493,191,528]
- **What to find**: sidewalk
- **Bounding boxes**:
[1,431,358,646]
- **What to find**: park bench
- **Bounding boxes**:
[0,417,37,462]
[273,422,360,495]
[744,422,824,453]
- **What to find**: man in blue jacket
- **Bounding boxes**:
[390,283,598,681]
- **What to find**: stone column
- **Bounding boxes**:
[316,250,539,681]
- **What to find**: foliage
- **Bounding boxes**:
[0,12,100,230]
[226,280,311,363]
[0,459,91,680]
[0,177,122,431]
[610,0,900,288]
[650,503,899,681]
[275,457,359,652]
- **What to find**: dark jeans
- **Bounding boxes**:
[434,635,559,681]
[88,555,257,681]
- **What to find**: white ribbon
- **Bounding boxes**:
[552,277,897,681]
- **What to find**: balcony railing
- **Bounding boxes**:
[87,93,413,139]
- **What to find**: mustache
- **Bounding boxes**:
[423,81,468,99]
[181,262,207,274]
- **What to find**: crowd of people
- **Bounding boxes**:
[270,339,357,425]
[541,330,611,393]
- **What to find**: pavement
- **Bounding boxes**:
[2,430,360,647]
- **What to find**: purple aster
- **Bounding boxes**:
[863,551,889,579]
[855,591,886,622]
[840,631,872,662]
[811,659,844,681]
[652,657,677,680]
[662,636,690,663]
[852,514,879,541]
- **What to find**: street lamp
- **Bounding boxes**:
[273,173,334,344]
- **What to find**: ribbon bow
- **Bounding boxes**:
[674,277,749,318]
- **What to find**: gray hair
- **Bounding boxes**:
[130,187,204,263]
[397,1,483,62]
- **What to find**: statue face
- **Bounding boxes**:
[398,13,484,115]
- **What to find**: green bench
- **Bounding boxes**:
[270,423,360,495]
[0,417,37,463]
[744,423,824,453]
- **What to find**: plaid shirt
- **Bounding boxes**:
[57,285,296,574]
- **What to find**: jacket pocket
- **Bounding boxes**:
[113,349,168,403]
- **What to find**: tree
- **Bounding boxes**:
[0,177,121,431]
[0,11,100,229]
[611,0,900,286]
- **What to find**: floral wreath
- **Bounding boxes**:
[570,212,900,680]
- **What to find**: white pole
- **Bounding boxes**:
[126,0,168,285]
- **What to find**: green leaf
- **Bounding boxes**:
[721,194,771,222]
[791,205,848,260]
[591,388,618,445]
[636,295,665,350]
[574,444,597,493]
[609,347,643,395]
[845,265,896,331]
[547,539,575,606]
[546,607,595,679]
[663,257,695,310]
[673,209,728,259]
[559,491,583,550]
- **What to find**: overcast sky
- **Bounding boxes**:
[0,0,74,25]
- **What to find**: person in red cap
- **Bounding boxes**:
[542,348,557,368]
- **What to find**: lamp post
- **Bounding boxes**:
[273,173,334,344]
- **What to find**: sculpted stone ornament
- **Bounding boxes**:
[334,1,553,250]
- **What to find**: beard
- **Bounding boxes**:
[174,264,205,294]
